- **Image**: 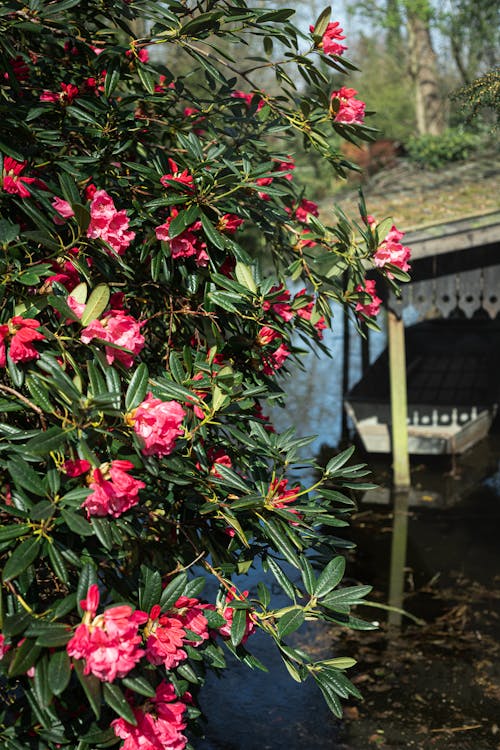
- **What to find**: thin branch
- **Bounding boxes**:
[0,384,47,430]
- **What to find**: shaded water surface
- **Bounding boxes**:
[197,321,500,749]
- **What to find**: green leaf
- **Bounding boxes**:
[204,609,227,629]
[264,520,300,569]
[0,524,30,542]
[183,576,205,598]
[267,557,296,600]
[212,463,250,494]
[299,556,316,596]
[24,427,68,456]
[230,607,247,647]
[3,537,41,582]
[26,375,54,413]
[313,671,343,718]
[32,653,52,708]
[277,606,305,639]
[121,674,156,697]
[48,650,71,696]
[91,517,113,549]
[176,662,200,683]
[160,571,187,609]
[315,556,346,598]
[61,509,94,537]
[73,659,102,719]
[7,458,46,497]
[81,284,110,326]
[125,363,149,410]
[103,682,136,724]
[8,638,41,677]
[139,566,162,612]
[325,445,355,475]
[76,563,98,615]
[234,262,257,293]
[168,352,186,384]
[104,59,121,97]
[321,584,373,609]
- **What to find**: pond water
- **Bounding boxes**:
[196,313,500,750]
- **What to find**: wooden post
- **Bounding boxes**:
[388,488,410,627]
[388,309,410,489]
[341,301,350,441]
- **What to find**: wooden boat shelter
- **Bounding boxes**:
[379,210,500,488]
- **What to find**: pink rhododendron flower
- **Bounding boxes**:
[0,317,45,366]
[3,56,30,83]
[310,21,347,56]
[112,681,188,750]
[263,342,290,374]
[255,176,273,200]
[231,90,264,110]
[63,458,91,477]
[155,209,208,267]
[196,446,232,476]
[257,326,280,346]
[295,289,327,338]
[295,198,319,224]
[217,213,244,234]
[0,634,10,659]
[66,586,147,682]
[126,47,149,63]
[373,223,412,277]
[173,596,211,646]
[40,82,79,105]
[87,189,135,255]
[355,279,382,317]
[52,196,75,224]
[131,393,185,457]
[67,294,86,318]
[81,460,145,518]
[81,310,145,367]
[219,589,256,643]
[145,607,187,669]
[267,477,300,509]
[262,285,294,322]
[1,157,35,198]
[274,158,295,180]
[330,86,366,124]
[160,159,194,192]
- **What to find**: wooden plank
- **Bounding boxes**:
[388,489,410,627]
[406,211,500,261]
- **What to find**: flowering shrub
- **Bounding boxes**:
[0,1,410,748]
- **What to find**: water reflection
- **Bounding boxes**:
[197,309,500,748]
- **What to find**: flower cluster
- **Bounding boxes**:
[0,317,45,365]
[145,597,210,669]
[87,189,136,255]
[218,589,256,644]
[257,326,291,375]
[112,681,189,750]
[155,208,208,266]
[311,21,347,56]
[367,216,412,276]
[330,87,366,125]
[1,157,35,197]
[355,279,382,318]
[81,460,146,518]
[130,393,186,457]
[81,310,145,367]
[66,585,147,682]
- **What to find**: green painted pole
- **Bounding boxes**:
[388,489,410,627]
[388,310,410,489]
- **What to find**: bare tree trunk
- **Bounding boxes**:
[407,12,445,135]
